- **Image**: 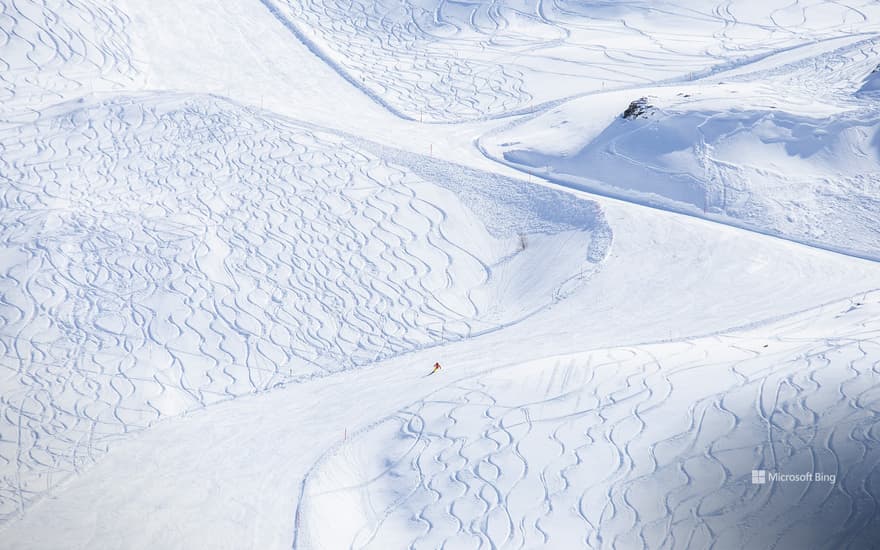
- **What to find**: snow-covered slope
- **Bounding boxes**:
[301,292,880,550]
[0,92,609,521]
[2,0,880,548]
[484,36,880,258]
[263,0,880,121]
[5,220,878,549]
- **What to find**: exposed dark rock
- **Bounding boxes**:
[622,97,652,120]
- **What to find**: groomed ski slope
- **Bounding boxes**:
[1,1,880,549]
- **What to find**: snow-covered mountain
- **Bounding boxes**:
[2,1,880,549]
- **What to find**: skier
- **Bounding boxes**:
[429,362,442,375]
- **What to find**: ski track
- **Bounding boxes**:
[0,92,607,522]
[299,292,880,550]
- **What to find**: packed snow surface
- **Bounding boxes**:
[1,1,880,549]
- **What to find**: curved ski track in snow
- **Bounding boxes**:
[299,291,880,550]
[0,93,608,522]
[0,0,138,125]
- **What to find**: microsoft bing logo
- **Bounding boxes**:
[749,469,835,484]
